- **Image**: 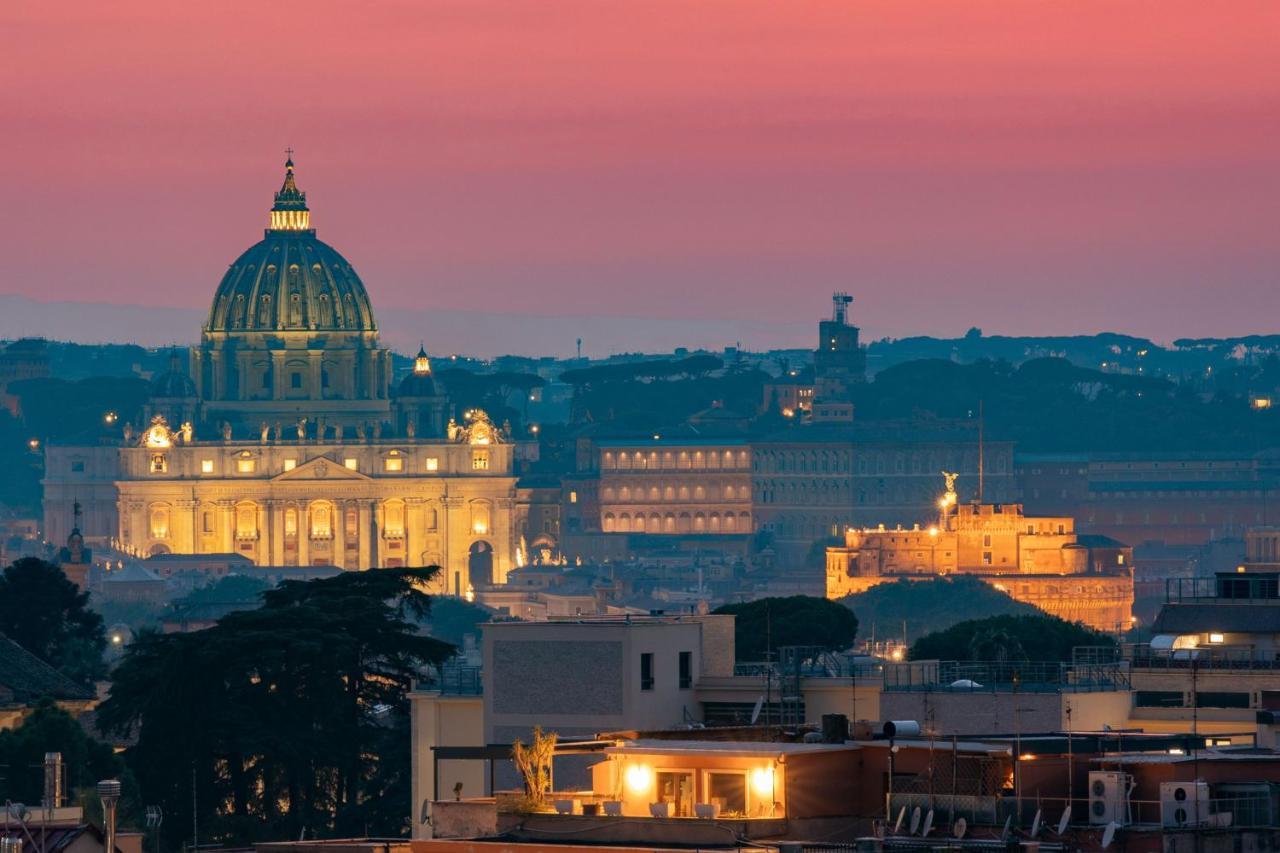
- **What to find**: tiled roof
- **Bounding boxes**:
[0,634,95,704]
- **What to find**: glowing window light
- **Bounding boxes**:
[750,766,774,798]
[624,764,652,795]
[201,459,214,474]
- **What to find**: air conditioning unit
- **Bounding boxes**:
[1161,781,1210,828]
[1088,771,1132,826]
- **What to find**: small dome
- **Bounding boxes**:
[397,372,437,397]
[151,352,197,398]
[398,345,437,397]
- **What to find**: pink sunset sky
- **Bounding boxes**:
[2,1,1278,356]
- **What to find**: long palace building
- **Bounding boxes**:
[43,157,519,595]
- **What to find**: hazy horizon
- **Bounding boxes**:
[4,2,1279,355]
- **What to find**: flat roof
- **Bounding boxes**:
[1092,749,1280,765]
[606,739,859,756]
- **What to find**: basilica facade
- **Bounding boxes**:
[43,158,518,594]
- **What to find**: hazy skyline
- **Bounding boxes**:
[3,1,1279,356]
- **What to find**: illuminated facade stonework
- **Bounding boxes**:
[825,490,1135,632]
[43,158,517,593]
[595,440,754,536]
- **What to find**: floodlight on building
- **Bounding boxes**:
[624,764,653,795]
[751,766,775,799]
[1208,633,1224,644]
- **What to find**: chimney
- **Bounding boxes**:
[43,752,64,810]
[97,779,122,853]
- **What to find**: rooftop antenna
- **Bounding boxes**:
[832,292,853,325]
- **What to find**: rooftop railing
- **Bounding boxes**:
[418,663,483,695]
[1165,575,1280,603]
[1123,642,1280,671]
[882,660,1130,693]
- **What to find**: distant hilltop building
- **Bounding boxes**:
[43,156,522,594]
[825,474,1135,632]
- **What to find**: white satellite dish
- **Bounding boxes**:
[750,696,764,725]
[1101,821,1118,849]
[1000,815,1012,841]
[1030,809,1043,837]
[893,806,906,834]
[953,817,968,839]
[1056,806,1072,836]
[920,809,934,838]
[909,806,921,835]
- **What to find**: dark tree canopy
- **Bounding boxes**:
[0,558,106,684]
[97,567,455,847]
[0,699,130,816]
[908,614,1116,663]
[713,596,858,661]
[840,576,1038,643]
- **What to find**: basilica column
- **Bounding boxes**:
[218,500,235,553]
[261,501,274,566]
[177,498,198,556]
[357,500,373,569]
[208,350,223,400]
[308,350,322,400]
[298,505,310,567]
[369,500,382,569]
[494,496,516,585]
[333,500,347,569]
[272,353,285,400]
[404,497,421,569]
[440,495,462,595]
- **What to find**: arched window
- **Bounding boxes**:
[603,513,616,532]
[310,502,332,539]
[149,504,170,539]
[235,503,258,540]
[471,501,491,536]
[632,515,645,533]
[383,499,405,538]
[285,507,298,537]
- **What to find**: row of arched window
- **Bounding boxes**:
[753,449,853,475]
[602,511,751,534]
[601,449,749,471]
[601,483,750,502]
